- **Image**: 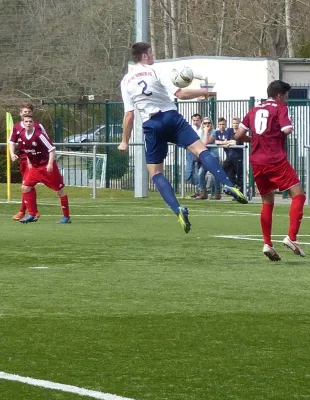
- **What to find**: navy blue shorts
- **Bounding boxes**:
[142,110,200,164]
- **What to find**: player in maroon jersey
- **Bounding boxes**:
[8,103,47,221]
[235,80,306,260]
[11,115,71,224]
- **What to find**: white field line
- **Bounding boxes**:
[0,213,261,218]
[2,213,310,218]
[211,235,310,246]
[0,371,136,400]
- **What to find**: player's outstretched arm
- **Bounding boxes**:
[8,142,18,161]
[118,111,134,152]
[47,149,55,172]
[235,126,252,143]
[175,88,209,100]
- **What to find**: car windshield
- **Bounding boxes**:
[84,125,106,135]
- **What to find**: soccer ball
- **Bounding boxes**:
[171,66,194,88]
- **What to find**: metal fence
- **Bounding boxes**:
[4,97,310,196]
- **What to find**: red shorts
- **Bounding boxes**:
[23,161,65,192]
[251,159,300,196]
[19,158,30,178]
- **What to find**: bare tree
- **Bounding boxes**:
[149,0,158,58]
[170,0,179,58]
[285,0,295,57]
[163,0,172,58]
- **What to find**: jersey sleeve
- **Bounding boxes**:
[39,123,48,136]
[121,76,135,112]
[240,112,251,130]
[8,125,18,143]
[279,105,293,131]
[38,133,56,152]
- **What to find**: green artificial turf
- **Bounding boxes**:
[0,185,310,399]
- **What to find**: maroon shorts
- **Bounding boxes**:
[23,161,65,191]
[19,158,29,178]
[251,159,300,196]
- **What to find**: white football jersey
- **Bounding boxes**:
[121,63,179,122]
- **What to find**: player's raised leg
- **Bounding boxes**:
[187,140,248,204]
[283,184,306,257]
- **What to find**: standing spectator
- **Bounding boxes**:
[235,80,305,260]
[186,113,202,198]
[10,115,71,224]
[215,117,243,191]
[230,117,244,191]
[196,117,221,199]
[8,103,47,221]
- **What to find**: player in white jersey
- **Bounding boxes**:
[119,42,247,233]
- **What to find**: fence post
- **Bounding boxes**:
[93,145,97,199]
[306,146,310,206]
[173,144,179,193]
[209,97,216,124]
[105,100,110,188]
[248,96,255,197]
[55,118,62,150]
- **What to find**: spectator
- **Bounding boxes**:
[231,117,244,191]
[215,117,243,192]
[186,113,202,198]
[195,117,221,200]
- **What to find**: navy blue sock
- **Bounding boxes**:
[152,173,180,215]
[198,150,233,186]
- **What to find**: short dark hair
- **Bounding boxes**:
[191,113,202,119]
[20,103,34,112]
[267,80,291,98]
[131,42,151,63]
[218,117,226,123]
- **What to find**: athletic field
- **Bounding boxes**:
[1,185,310,400]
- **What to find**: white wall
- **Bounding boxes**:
[155,56,279,101]
[281,62,310,86]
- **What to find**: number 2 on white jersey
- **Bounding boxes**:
[255,109,269,134]
[138,80,153,96]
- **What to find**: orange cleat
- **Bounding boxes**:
[12,211,25,221]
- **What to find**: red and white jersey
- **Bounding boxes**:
[18,127,55,167]
[121,63,178,122]
[240,99,293,165]
[8,121,48,159]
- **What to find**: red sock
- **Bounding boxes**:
[20,194,27,213]
[60,195,70,218]
[288,194,306,241]
[261,203,274,246]
[23,190,38,216]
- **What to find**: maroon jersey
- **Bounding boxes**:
[8,121,48,159]
[240,99,293,165]
[18,127,55,167]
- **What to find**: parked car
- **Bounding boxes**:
[63,124,122,149]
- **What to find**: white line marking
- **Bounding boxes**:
[29,266,49,269]
[0,371,136,400]
[211,235,310,245]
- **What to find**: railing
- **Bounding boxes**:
[305,145,310,206]
[1,142,249,200]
